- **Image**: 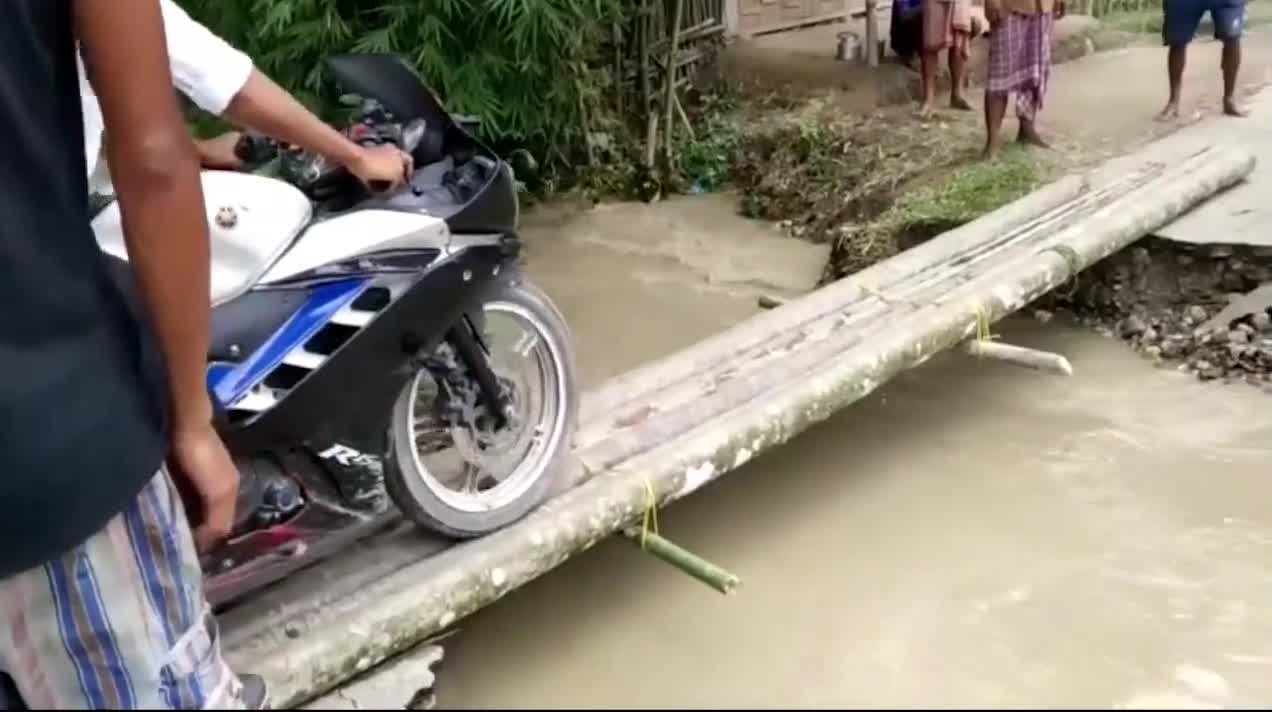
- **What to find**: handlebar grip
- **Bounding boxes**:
[234,133,276,165]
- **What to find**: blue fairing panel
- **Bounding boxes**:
[207,279,369,409]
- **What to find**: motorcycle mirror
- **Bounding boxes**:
[400,118,428,153]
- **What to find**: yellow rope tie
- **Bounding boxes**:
[640,478,660,550]
[1042,244,1082,299]
[974,303,997,343]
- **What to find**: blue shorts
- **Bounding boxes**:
[1163,0,1247,46]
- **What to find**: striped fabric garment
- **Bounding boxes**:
[986,11,1055,121]
[0,469,248,710]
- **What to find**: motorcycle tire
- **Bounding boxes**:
[384,271,579,538]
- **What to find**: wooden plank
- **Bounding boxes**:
[738,6,852,37]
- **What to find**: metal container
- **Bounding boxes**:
[836,30,862,62]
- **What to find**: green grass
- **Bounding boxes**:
[825,147,1043,280]
[1099,6,1165,34]
[884,148,1042,245]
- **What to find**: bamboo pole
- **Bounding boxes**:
[613,22,625,117]
[572,153,1248,472]
[644,112,659,168]
[575,172,1142,456]
[622,527,741,594]
[674,93,695,140]
[963,339,1074,376]
[578,174,1093,426]
[576,88,596,167]
[639,0,652,109]
[223,146,1253,708]
[865,0,879,67]
[663,0,686,168]
[648,18,718,53]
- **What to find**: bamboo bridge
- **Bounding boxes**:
[220,127,1256,708]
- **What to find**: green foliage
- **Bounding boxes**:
[178,0,628,169]
[818,146,1040,280]
[673,90,742,193]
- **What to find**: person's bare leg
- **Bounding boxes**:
[983,91,1008,158]
[1158,44,1187,120]
[1015,88,1051,148]
[1017,116,1051,148]
[949,45,972,110]
[920,49,939,115]
[1222,38,1247,116]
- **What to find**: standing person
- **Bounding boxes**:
[982,0,1066,157]
[1158,0,1248,119]
[0,0,261,709]
[891,0,926,70]
[919,0,975,114]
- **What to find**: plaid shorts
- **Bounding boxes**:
[0,469,249,710]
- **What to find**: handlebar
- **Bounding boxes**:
[233,133,278,167]
[230,116,426,199]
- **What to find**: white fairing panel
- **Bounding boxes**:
[260,209,450,284]
[92,171,312,306]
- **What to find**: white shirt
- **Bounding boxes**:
[80,0,254,193]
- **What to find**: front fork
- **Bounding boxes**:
[445,311,511,430]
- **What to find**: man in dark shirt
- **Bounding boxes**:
[0,0,259,708]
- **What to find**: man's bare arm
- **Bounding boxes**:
[75,0,211,433]
[75,0,238,549]
[224,70,412,186]
[227,71,363,167]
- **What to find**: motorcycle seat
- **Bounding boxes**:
[91,171,313,307]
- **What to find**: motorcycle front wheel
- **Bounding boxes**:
[384,272,579,538]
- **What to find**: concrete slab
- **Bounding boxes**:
[304,645,443,710]
[1155,87,1272,247]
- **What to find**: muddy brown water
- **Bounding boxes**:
[434,196,1272,708]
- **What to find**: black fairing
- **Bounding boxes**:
[445,160,520,235]
[209,289,309,362]
[324,53,518,235]
[326,54,452,137]
[222,244,507,454]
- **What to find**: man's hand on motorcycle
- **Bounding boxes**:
[169,422,240,554]
[350,143,415,191]
[195,132,246,171]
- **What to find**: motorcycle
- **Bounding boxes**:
[90,53,579,608]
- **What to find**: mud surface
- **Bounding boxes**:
[516,192,828,387]
[1041,240,1272,385]
[431,196,1272,709]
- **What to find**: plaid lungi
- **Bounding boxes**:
[987,12,1054,121]
[0,469,248,710]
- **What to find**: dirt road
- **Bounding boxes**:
[1042,27,1272,164]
